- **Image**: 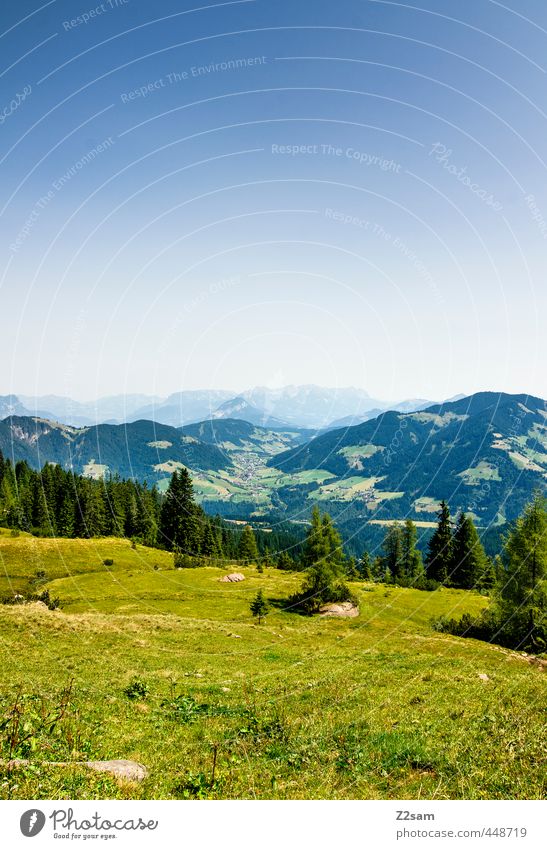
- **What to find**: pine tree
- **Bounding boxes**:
[301,505,330,569]
[104,479,126,537]
[250,590,270,624]
[401,519,424,582]
[238,524,259,563]
[380,523,404,582]
[0,459,17,527]
[298,507,349,610]
[426,500,452,583]
[159,468,201,554]
[451,512,487,589]
[277,551,295,571]
[494,493,547,651]
[80,481,107,537]
[345,556,360,580]
[201,522,220,558]
[358,550,374,581]
[135,484,159,546]
[57,490,75,537]
[477,556,496,592]
[261,545,274,569]
[31,474,49,535]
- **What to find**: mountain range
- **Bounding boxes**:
[2,386,437,430]
[0,392,545,541]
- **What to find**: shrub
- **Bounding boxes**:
[174,550,196,569]
[3,590,60,610]
[33,589,60,610]
[289,581,356,615]
[103,558,114,566]
[123,680,149,700]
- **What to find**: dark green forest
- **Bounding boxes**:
[0,452,303,563]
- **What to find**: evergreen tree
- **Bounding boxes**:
[345,556,360,580]
[301,505,330,569]
[277,550,296,571]
[477,556,497,592]
[201,522,220,558]
[380,523,404,582]
[494,493,547,651]
[135,484,159,546]
[250,590,270,624]
[159,468,201,554]
[357,550,374,581]
[426,500,452,583]
[372,555,384,582]
[0,459,18,527]
[238,524,259,563]
[79,481,107,537]
[57,490,75,537]
[261,545,274,569]
[451,512,487,589]
[297,507,349,611]
[104,479,126,537]
[401,519,424,582]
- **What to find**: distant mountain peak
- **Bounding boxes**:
[211,397,290,428]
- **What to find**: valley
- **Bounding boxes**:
[1,392,545,550]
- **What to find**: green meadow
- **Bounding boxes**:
[0,531,545,800]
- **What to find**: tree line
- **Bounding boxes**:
[0,453,301,564]
[355,502,495,591]
[434,493,546,653]
[0,452,160,543]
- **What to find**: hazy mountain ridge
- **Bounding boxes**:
[210,396,292,428]
[2,386,438,429]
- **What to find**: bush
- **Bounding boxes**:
[123,679,149,700]
[289,581,356,615]
[431,607,546,651]
[2,590,60,610]
[103,558,114,566]
[413,576,441,592]
[31,589,60,610]
[173,551,196,569]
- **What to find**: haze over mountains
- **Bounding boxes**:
[1,385,437,430]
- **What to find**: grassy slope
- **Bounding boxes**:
[0,532,545,801]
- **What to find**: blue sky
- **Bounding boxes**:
[1,0,546,402]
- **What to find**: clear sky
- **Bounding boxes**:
[1,0,546,402]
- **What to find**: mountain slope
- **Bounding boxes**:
[267,392,547,525]
[0,417,230,482]
[180,418,314,451]
[0,416,311,496]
